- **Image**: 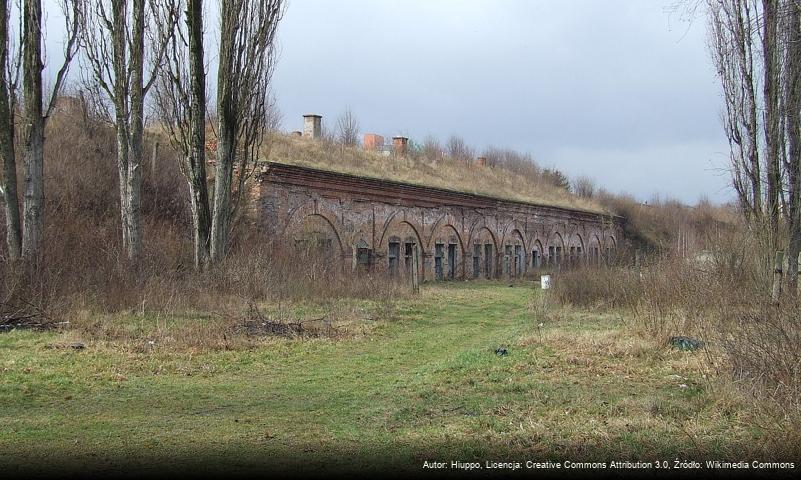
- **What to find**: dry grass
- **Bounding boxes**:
[518,299,801,462]
[4,283,799,476]
[0,111,408,343]
[549,227,801,413]
[264,133,607,213]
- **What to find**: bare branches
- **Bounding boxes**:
[707,0,764,221]
[79,0,180,262]
[153,0,212,269]
[78,0,175,119]
[43,0,81,120]
[210,0,285,262]
[335,107,360,147]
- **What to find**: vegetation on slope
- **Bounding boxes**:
[264,133,608,214]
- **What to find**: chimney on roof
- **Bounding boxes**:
[363,133,384,151]
[303,114,322,139]
[392,136,409,156]
[476,156,487,167]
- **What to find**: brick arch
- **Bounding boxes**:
[349,224,372,248]
[428,222,466,253]
[587,233,603,265]
[531,238,544,251]
[284,202,346,255]
[466,216,499,248]
[376,213,426,278]
[378,210,425,249]
[527,230,546,251]
[547,230,565,250]
[427,213,465,250]
[501,227,527,252]
[569,233,585,249]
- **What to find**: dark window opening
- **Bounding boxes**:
[504,245,512,276]
[514,245,523,277]
[435,243,444,280]
[447,244,457,279]
[532,250,540,268]
[555,246,562,266]
[357,248,372,271]
[388,241,400,277]
[548,246,555,267]
[404,242,415,275]
[473,244,481,278]
[484,244,493,278]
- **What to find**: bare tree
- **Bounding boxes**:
[0,0,21,260]
[543,168,571,192]
[18,0,79,262]
[707,0,764,221]
[154,0,211,269]
[446,134,473,162]
[79,0,176,263]
[335,107,359,146]
[421,135,443,161]
[706,0,801,298]
[762,0,782,247]
[783,0,801,291]
[573,175,596,199]
[154,0,284,268]
[210,0,285,263]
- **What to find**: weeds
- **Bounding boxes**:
[0,110,406,351]
[549,227,801,412]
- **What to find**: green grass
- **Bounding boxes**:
[0,283,795,476]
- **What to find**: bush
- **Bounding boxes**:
[550,266,642,309]
[0,109,405,335]
[550,226,801,409]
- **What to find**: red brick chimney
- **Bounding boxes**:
[392,136,409,156]
[363,133,384,151]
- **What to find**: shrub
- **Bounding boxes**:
[549,226,801,409]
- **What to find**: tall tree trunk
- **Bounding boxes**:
[763,0,781,248]
[108,0,146,263]
[21,0,44,262]
[188,0,210,269]
[785,0,801,295]
[112,0,130,254]
[0,0,21,260]
[210,1,236,264]
[127,0,145,261]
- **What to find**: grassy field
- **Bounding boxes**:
[1,283,797,477]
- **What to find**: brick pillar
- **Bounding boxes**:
[364,133,384,151]
[392,136,408,156]
[303,114,322,139]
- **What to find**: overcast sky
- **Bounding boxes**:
[272,0,730,205]
[43,0,731,204]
